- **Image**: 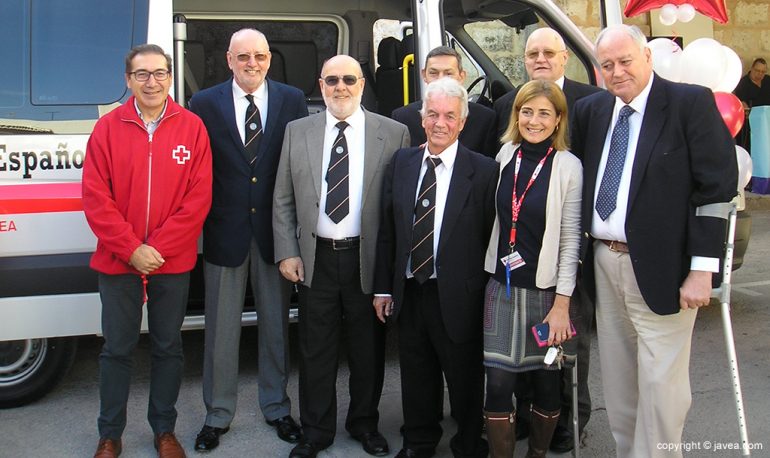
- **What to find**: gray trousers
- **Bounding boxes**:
[97,272,189,439]
[202,239,292,428]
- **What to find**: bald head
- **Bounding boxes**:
[227,28,271,93]
[320,55,365,120]
[524,27,568,81]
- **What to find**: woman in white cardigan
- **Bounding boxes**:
[482,80,582,458]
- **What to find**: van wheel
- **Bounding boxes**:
[0,337,77,408]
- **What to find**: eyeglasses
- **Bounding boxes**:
[322,75,361,86]
[524,49,566,60]
[233,52,270,63]
[129,70,170,82]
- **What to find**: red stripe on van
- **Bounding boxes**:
[0,183,82,215]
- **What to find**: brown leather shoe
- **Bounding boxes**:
[93,438,122,458]
[154,432,186,458]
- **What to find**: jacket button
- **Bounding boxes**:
[250,208,256,214]
[583,232,590,238]
[251,177,257,183]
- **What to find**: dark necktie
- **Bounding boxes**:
[245,94,262,164]
[595,105,635,220]
[411,156,442,284]
[325,121,350,223]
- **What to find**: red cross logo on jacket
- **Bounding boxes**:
[172,145,191,165]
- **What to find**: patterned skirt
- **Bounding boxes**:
[483,278,577,372]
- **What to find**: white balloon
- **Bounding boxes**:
[677,4,697,23]
[659,4,678,26]
[714,46,743,93]
[680,38,727,90]
[736,145,753,190]
[648,38,682,82]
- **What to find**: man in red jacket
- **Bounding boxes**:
[82,44,212,458]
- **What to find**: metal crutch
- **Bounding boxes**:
[571,355,579,458]
[700,202,751,456]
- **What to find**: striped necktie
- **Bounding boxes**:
[325,121,350,223]
[244,94,263,164]
[411,156,442,283]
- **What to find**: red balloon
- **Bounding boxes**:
[624,0,728,24]
[713,92,745,137]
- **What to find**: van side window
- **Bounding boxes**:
[0,0,148,132]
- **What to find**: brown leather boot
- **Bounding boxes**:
[154,432,186,458]
[525,405,560,458]
[93,438,122,458]
[484,410,516,458]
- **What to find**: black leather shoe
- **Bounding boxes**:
[194,425,229,452]
[549,424,575,453]
[266,415,302,444]
[352,431,389,456]
[289,439,327,458]
[394,447,435,458]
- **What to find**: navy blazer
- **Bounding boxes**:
[493,77,602,144]
[571,75,737,315]
[392,101,498,158]
[189,78,308,266]
[374,144,498,343]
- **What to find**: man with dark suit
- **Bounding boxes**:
[392,46,498,157]
[571,25,737,458]
[492,27,601,452]
[188,28,307,452]
[273,54,410,458]
[374,77,497,458]
[493,28,600,144]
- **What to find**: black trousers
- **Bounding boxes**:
[398,279,487,458]
[297,244,386,446]
[97,272,189,439]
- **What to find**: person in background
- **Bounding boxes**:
[392,46,497,157]
[733,57,770,157]
[188,28,307,453]
[83,44,212,458]
[482,80,581,458]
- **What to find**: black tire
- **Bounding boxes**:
[0,337,78,408]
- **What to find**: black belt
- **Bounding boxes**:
[316,236,360,250]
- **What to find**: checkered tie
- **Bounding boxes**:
[595,105,635,220]
[411,156,442,284]
[325,121,350,223]
[244,94,262,164]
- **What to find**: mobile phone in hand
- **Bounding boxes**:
[532,321,577,347]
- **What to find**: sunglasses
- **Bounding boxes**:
[322,75,361,86]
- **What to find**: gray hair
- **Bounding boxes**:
[595,24,647,53]
[420,77,469,119]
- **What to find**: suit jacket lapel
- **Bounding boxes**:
[304,113,326,200]
[628,75,667,210]
[398,148,424,242]
[362,109,387,206]
[438,145,473,256]
[584,94,614,206]
[218,79,251,164]
[249,79,283,170]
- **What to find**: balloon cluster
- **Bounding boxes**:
[648,38,745,136]
[659,4,696,25]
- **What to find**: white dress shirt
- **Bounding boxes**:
[406,140,458,279]
[232,80,268,145]
[316,107,366,239]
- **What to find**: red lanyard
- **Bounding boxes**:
[509,146,554,249]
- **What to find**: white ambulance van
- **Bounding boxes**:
[0,0,747,407]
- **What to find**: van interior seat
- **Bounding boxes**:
[375,36,404,116]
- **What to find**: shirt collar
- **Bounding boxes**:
[554,75,566,89]
[613,72,654,117]
[134,98,167,124]
[325,106,365,132]
[232,79,268,101]
[423,139,459,170]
